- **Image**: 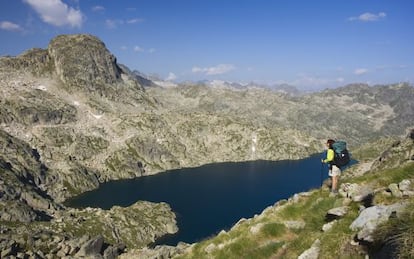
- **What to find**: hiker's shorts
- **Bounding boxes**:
[329,165,341,177]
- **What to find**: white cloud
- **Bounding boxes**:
[0,21,23,31]
[192,64,235,75]
[349,12,386,22]
[133,46,144,52]
[285,74,347,89]
[354,68,369,75]
[23,0,84,28]
[106,18,143,29]
[106,19,123,29]
[122,45,155,53]
[127,18,144,24]
[336,77,345,83]
[92,5,105,12]
[165,72,177,81]
[397,65,408,69]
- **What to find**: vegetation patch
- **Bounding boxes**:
[371,200,414,259]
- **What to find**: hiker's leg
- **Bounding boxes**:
[332,175,338,191]
[328,170,333,190]
[331,166,341,192]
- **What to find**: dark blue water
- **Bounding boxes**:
[66,153,328,245]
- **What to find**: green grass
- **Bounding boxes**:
[351,137,398,162]
[318,204,362,259]
[371,200,414,259]
[261,222,286,238]
[352,163,414,187]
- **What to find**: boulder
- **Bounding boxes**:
[75,235,104,257]
[322,220,337,232]
[339,183,373,203]
[398,179,411,192]
[388,183,403,197]
[326,206,349,220]
[350,202,407,242]
[298,239,320,259]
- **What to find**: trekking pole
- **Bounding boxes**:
[320,161,324,188]
[320,151,326,188]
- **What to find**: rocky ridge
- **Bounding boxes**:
[1,33,414,257]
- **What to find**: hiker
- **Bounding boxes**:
[322,139,341,194]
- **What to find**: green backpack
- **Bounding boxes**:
[332,141,350,167]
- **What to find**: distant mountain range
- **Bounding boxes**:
[131,70,301,95]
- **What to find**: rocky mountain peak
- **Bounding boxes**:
[1,34,145,99]
[48,34,122,91]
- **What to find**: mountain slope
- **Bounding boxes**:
[147,82,414,145]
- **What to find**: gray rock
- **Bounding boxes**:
[322,220,337,232]
[327,206,349,219]
[250,223,264,234]
[75,235,104,257]
[350,203,407,242]
[205,243,217,254]
[388,183,403,197]
[398,179,411,192]
[48,35,120,90]
[298,239,320,259]
[283,220,306,230]
[402,190,414,197]
[340,183,373,202]
[103,243,125,259]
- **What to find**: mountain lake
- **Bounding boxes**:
[66,153,333,246]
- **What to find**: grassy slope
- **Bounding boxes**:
[176,137,414,259]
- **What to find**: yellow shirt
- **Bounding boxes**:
[323,149,334,163]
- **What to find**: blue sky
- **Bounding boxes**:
[1,0,413,90]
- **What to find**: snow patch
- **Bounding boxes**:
[36,85,47,91]
[92,114,103,119]
[154,80,178,88]
[88,111,104,119]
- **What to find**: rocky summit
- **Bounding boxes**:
[1,33,414,258]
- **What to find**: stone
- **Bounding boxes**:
[398,179,411,192]
[75,235,104,257]
[298,239,320,259]
[103,243,125,259]
[283,220,306,230]
[388,183,403,198]
[350,203,407,242]
[204,243,217,254]
[250,223,264,234]
[402,190,414,197]
[327,206,349,219]
[322,220,337,232]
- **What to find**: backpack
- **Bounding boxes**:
[332,140,350,167]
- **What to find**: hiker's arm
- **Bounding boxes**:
[322,149,334,163]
